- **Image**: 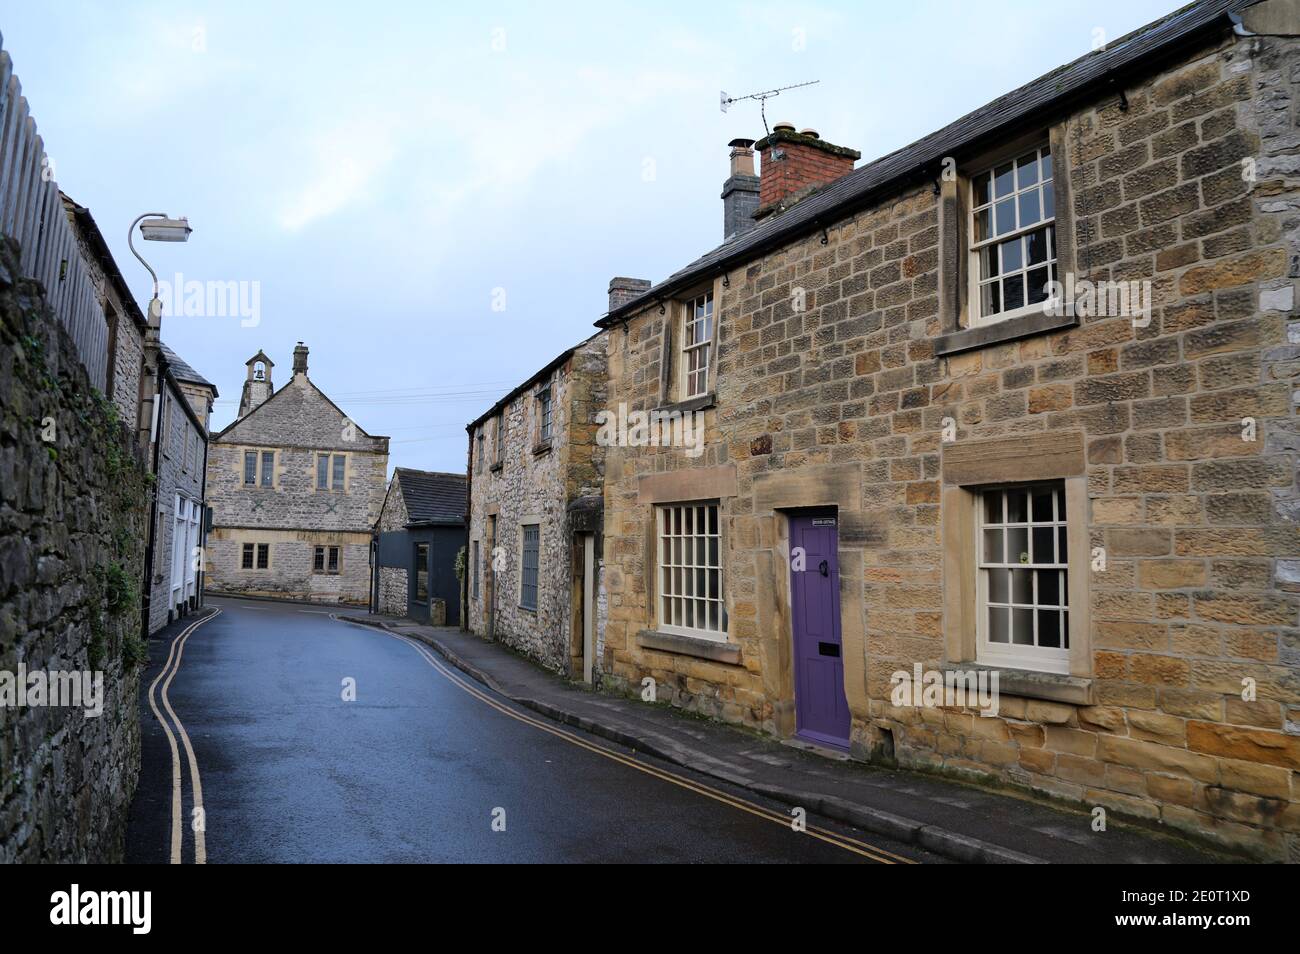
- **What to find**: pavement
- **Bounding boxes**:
[339,610,1236,864]
[127,597,942,863]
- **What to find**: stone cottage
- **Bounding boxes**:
[466,328,611,680]
[144,343,217,633]
[204,343,389,604]
[592,0,1300,859]
[374,468,467,625]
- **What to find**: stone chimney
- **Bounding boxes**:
[237,350,275,419]
[608,277,652,313]
[292,341,309,377]
[721,138,760,240]
[753,122,860,221]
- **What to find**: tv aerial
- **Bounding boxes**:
[720,80,820,138]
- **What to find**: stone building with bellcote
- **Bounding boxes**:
[204,342,389,604]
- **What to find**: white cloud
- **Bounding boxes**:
[276,118,399,231]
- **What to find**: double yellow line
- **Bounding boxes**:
[353,621,916,864]
[146,608,220,865]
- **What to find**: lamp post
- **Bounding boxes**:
[128,212,192,324]
[129,212,192,644]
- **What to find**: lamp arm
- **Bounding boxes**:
[127,212,168,298]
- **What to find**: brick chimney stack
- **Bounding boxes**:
[608,277,652,313]
[721,138,760,240]
[292,341,309,377]
[754,122,860,221]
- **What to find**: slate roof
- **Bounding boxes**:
[394,468,467,526]
[160,342,218,396]
[597,0,1246,327]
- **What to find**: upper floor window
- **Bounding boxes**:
[494,412,505,467]
[244,449,274,487]
[537,385,553,442]
[970,145,1055,326]
[317,453,346,491]
[976,482,1069,674]
[681,292,713,399]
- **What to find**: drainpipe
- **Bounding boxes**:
[197,405,210,612]
[462,428,473,632]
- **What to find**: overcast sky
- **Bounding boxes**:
[3,0,1181,474]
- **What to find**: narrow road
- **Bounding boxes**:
[127,597,934,864]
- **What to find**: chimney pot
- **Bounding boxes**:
[722,137,761,240]
[773,121,796,133]
[799,127,819,138]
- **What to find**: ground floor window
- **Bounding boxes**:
[313,545,341,574]
[520,525,539,611]
[242,542,270,569]
[471,540,480,600]
[976,481,1069,673]
[655,502,725,641]
[414,543,429,601]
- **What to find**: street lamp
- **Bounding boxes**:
[128,212,192,323]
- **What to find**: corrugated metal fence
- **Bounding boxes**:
[0,33,108,390]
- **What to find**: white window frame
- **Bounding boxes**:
[680,292,713,399]
[975,482,1070,674]
[655,501,725,642]
[170,495,186,598]
[967,144,1056,328]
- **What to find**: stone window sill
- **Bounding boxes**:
[490,462,503,473]
[532,440,552,456]
[940,661,1093,705]
[637,628,741,665]
[934,311,1078,358]
[655,392,715,416]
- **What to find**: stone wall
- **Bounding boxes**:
[376,477,408,614]
[378,565,407,615]
[601,32,1300,859]
[205,368,388,605]
[467,337,607,675]
[0,237,149,862]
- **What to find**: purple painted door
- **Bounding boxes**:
[789,514,849,747]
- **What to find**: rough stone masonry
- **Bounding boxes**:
[0,238,149,862]
[598,16,1300,860]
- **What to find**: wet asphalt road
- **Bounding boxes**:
[127,597,933,864]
